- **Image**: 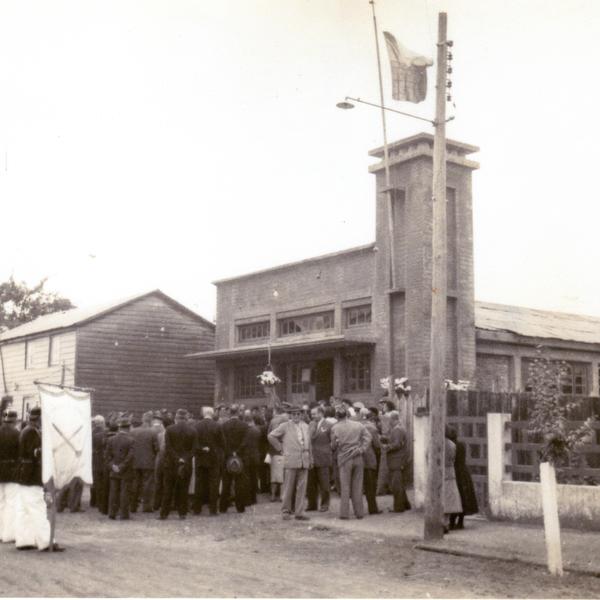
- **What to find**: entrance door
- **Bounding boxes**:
[289,363,314,406]
[314,359,334,402]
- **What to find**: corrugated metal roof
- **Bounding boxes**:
[0,289,214,343]
[475,301,600,345]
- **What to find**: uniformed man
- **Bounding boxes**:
[158,409,195,520]
[105,415,135,520]
[15,407,64,551]
[0,409,20,543]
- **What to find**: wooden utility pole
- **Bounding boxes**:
[424,11,448,540]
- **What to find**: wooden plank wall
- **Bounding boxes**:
[75,295,215,417]
[0,331,77,419]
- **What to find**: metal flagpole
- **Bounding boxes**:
[424,11,449,541]
[369,0,396,397]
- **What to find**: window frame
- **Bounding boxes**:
[278,311,335,337]
[343,352,372,393]
[345,304,372,328]
[237,321,270,344]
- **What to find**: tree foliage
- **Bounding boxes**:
[527,347,595,466]
[0,277,74,331]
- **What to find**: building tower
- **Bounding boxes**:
[369,133,479,394]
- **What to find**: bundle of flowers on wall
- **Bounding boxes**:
[258,370,281,387]
[380,376,412,396]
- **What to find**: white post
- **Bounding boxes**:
[487,413,511,516]
[413,413,430,509]
[540,461,564,576]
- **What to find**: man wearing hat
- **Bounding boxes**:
[105,414,135,520]
[15,407,62,551]
[130,411,159,514]
[0,409,20,542]
[159,408,195,520]
[268,404,312,521]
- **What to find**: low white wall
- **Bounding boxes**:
[412,413,430,509]
[487,413,600,529]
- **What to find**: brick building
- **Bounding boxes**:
[190,133,600,406]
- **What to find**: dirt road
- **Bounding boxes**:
[1,501,597,598]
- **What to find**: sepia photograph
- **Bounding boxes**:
[0,0,600,597]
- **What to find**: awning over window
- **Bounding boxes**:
[186,334,375,360]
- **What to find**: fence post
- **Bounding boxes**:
[487,412,511,517]
[413,412,430,509]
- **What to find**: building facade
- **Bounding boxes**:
[191,133,600,406]
[0,290,215,417]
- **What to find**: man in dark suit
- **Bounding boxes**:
[130,411,159,513]
[384,411,411,513]
[242,411,262,505]
[219,404,249,514]
[0,409,20,543]
[307,406,332,512]
[159,409,195,520]
[105,415,135,520]
[90,415,106,512]
[15,407,62,551]
[193,406,225,516]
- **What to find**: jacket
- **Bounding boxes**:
[221,417,249,458]
[308,419,332,467]
[362,421,380,471]
[243,424,263,466]
[195,418,225,468]
[330,419,371,467]
[386,423,410,471]
[268,420,312,469]
[131,426,160,470]
[105,430,135,480]
[0,423,20,483]
[164,422,196,468]
[17,425,43,486]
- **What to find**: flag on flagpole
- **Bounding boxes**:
[38,383,93,490]
[383,31,433,103]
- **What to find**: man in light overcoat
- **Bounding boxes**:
[268,405,312,521]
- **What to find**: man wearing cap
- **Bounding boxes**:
[15,407,61,551]
[105,415,135,520]
[0,409,20,542]
[330,406,371,520]
[159,408,195,520]
[90,415,106,512]
[130,411,160,513]
[268,405,312,521]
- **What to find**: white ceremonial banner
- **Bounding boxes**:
[38,384,93,489]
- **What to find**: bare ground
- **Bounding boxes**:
[1,500,598,598]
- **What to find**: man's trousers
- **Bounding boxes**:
[281,467,308,517]
[193,463,220,515]
[363,467,379,514]
[306,465,330,510]
[109,477,132,519]
[160,465,192,518]
[389,468,411,512]
[131,469,155,512]
[219,470,248,513]
[338,456,364,519]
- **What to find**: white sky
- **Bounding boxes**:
[1,0,599,322]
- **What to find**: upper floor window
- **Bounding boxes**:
[49,335,62,366]
[345,305,372,327]
[25,338,48,370]
[237,321,270,343]
[279,311,334,337]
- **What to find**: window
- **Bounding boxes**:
[279,311,334,337]
[290,364,311,394]
[522,359,589,396]
[561,363,589,396]
[345,305,372,327]
[237,321,270,343]
[25,338,48,370]
[344,353,371,392]
[49,335,62,367]
[234,365,262,399]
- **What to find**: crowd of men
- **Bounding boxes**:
[0,394,478,551]
[81,396,415,522]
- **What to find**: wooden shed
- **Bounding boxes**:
[0,290,215,418]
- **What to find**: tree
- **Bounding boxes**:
[526,346,595,576]
[0,277,74,331]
